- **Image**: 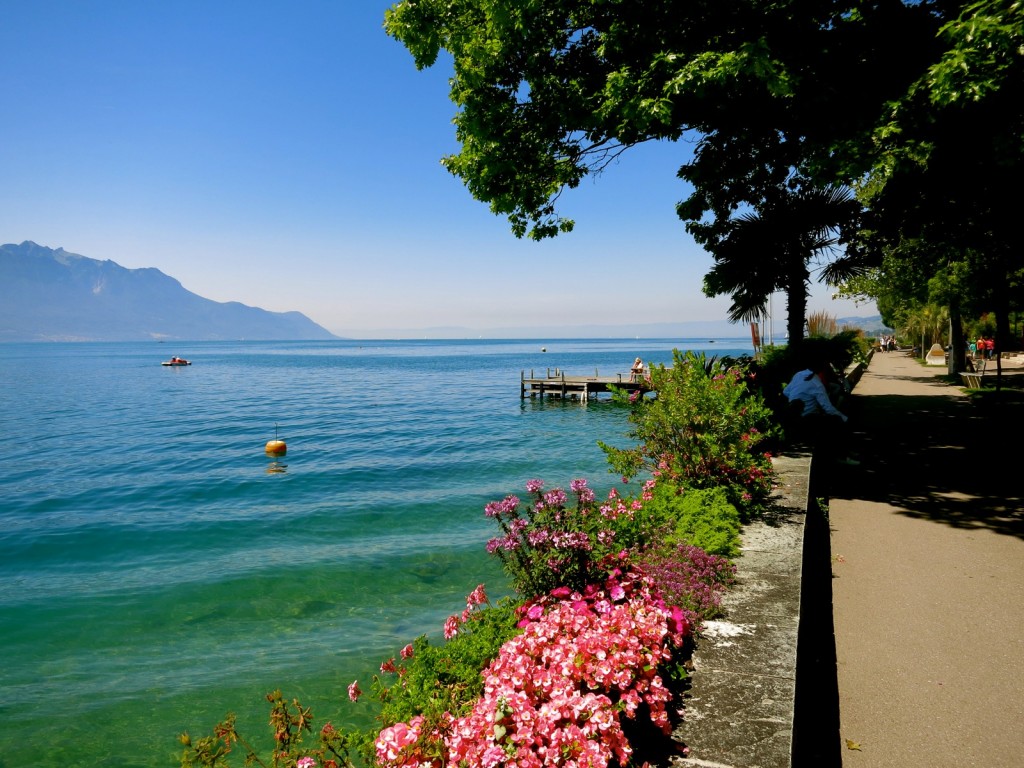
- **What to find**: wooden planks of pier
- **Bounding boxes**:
[520,368,650,401]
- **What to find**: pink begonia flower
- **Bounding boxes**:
[443,615,460,639]
[296,758,317,768]
[376,716,424,765]
[399,643,414,660]
[443,573,689,768]
[347,680,361,702]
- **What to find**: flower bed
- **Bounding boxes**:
[180,352,771,768]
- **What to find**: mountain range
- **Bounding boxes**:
[0,241,337,342]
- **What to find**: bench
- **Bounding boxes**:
[960,372,983,388]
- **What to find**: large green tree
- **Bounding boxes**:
[385,1,1017,344]
[847,0,1024,366]
[383,0,929,239]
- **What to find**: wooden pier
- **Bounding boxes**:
[520,368,650,401]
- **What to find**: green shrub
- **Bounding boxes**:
[640,484,741,558]
[376,596,522,729]
[600,350,776,516]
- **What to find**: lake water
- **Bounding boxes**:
[0,338,750,767]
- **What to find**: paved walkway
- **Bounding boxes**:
[828,351,1024,768]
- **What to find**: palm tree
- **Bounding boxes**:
[702,184,864,348]
[901,301,949,353]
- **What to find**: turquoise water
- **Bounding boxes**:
[0,338,750,767]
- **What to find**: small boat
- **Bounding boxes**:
[161,358,191,366]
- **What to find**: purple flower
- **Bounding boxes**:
[484,494,520,518]
[527,529,550,546]
[543,488,567,507]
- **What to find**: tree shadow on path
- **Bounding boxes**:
[826,388,1024,540]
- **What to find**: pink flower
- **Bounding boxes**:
[347,680,361,702]
[443,615,460,639]
[444,575,686,768]
[543,488,567,507]
[380,657,397,673]
[466,583,488,608]
[296,758,317,768]
[375,716,424,764]
[399,643,414,660]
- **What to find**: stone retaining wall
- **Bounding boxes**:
[671,451,827,768]
[669,361,859,767]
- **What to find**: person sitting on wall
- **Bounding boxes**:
[782,363,858,465]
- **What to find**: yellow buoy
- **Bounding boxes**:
[265,439,287,456]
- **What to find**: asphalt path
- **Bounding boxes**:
[827,351,1024,767]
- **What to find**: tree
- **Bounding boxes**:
[383,1,931,240]
[848,0,1024,366]
[700,184,864,346]
[385,1,1017,345]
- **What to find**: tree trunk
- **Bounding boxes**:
[948,301,965,375]
[785,273,808,349]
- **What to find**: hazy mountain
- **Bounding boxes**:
[837,315,892,336]
[0,241,337,341]
[330,316,889,341]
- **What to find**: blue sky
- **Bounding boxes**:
[1,1,874,337]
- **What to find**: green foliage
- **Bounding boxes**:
[640,484,742,558]
[600,350,776,515]
[386,0,1022,368]
[376,598,522,728]
[179,690,368,768]
[927,0,1024,108]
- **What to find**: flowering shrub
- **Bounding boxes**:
[600,350,776,515]
[636,543,736,632]
[180,557,712,768]
[484,478,656,596]
[375,586,523,735]
[376,565,690,768]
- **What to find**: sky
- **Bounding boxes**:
[1,1,876,338]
